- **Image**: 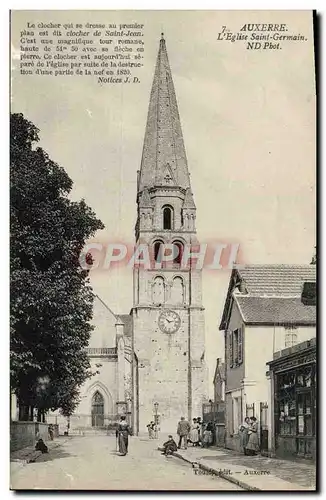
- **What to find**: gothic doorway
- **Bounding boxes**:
[91,391,104,427]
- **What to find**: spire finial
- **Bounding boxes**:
[160,33,165,49]
[160,32,165,46]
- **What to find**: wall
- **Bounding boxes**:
[47,412,68,435]
[224,302,245,451]
[62,295,124,430]
[244,325,316,409]
[133,306,189,433]
[215,424,225,447]
[46,357,119,432]
[225,390,242,452]
[224,302,245,392]
[88,296,117,348]
[134,185,206,433]
[10,422,49,452]
[11,393,19,421]
[77,358,117,415]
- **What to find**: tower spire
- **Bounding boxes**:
[138,35,191,193]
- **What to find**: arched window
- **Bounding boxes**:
[173,241,184,266]
[171,276,184,304]
[153,240,163,263]
[163,206,173,230]
[91,391,104,427]
[152,276,165,304]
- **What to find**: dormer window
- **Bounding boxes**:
[163,205,173,230]
[301,281,316,305]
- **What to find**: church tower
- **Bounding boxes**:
[132,35,207,433]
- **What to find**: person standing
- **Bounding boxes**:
[189,418,200,447]
[197,417,204,446]
[116,416,132,456]
[147,421,155,439]
[177,416,190,450]
[202,425,210,448]
[245,416,259,456]
[207,422,214,446]
[239,417,250,455]
[48,424,54,441]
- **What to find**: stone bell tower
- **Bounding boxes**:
[132,35,207,433]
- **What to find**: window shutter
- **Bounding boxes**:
[238,327,243,364]
[229,331,233,368]
[231,397,234,434]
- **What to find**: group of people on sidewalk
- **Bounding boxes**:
[161,416,215,456]
[115,413,259,458]
[239,416,259,456]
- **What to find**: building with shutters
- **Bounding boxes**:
[219,264,316,453]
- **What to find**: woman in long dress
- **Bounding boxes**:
[116,416,132,456]
[189,418,200,446]
[239,417,250,455]
[245,417,259,456]
[196,417,203,446]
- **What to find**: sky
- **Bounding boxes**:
[11,10,316,396]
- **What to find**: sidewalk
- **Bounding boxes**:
[172,445,316,491]
[10,437,68,465]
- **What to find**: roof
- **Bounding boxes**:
[236,265,316,296]
[235,296,316,325]
[138,35,192,193]
[117,314,133,337]
[94,295,119,320]
[219,265,316,330]
[94,296,133,338]
[213,358,225,383]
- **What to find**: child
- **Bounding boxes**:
[202,426,213,448]
[162,435,178,456]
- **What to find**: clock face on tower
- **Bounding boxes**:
[158,310,181,334]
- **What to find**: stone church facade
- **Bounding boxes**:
[48,36,207,435]
[47,296,133,433]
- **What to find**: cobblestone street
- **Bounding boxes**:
[10,436,241,491]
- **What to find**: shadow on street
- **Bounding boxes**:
[33,447,74,463]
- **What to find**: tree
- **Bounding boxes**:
[10,113,104,420]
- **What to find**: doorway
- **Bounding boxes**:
[91,391,104,427]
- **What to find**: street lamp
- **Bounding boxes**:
[154,402,159,439]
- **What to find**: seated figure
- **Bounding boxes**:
[162,435,178,456]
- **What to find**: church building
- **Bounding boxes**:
[47,296,133,433]
[47,35,207,435]
[131,34,207,434]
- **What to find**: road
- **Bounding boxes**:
[10,435,241,491]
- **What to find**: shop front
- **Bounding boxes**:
[267,338,316,460]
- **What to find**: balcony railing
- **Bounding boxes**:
[86,347,117,357]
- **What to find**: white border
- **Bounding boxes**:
[2,2,323,499]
